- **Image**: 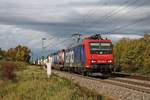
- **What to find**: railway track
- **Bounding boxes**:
[111,72,150,81]
[54,70,150,94]
[85,75,150,94]
[104,78,150,94]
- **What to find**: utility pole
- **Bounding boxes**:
[40,38,46,73]
[72,33,82,43]
[42,38,46,61]
[30,52,34,64]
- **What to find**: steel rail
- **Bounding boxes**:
[53,70,150,94]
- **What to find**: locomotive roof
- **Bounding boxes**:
[51,34,112,54]
[83,39,112,42]
[66,38,112,51]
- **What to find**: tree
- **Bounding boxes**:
[0,48,7,60]
[114,34,150,74]
[6,45,31,62]
[113,38,129,71]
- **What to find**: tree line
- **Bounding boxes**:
[114,34,150,74]
[0,45,31,62]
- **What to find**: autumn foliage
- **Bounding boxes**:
[114,34,150,74]
[0,45,30,80]
[0,45,31,62]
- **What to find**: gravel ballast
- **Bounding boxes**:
[53,70,150,100]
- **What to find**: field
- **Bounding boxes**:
[0,62,106,100]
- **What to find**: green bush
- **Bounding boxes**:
[114,34,150,74]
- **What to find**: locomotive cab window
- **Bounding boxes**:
[90,42,112,54]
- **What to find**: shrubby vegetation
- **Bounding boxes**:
[0,66,104,100]
[114,34,150,74]
[0,61,27,81]
[0,45,31,62]
[0,45,30,80]
[0,61,16,80]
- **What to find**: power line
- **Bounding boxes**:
[82,0,106,32]
[81,0,132,30]
[108,14,150,33]
[105,0,150,33]
[49,34,83,50]
[44,37,59,48]
[86,0,140,29]
[85,0,131,24]
[101,0,139,22]
[86,0,149,33]
[47,38,72,50]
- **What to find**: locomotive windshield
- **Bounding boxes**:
[90,42,112,54]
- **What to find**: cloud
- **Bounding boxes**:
[0,24,59,50]
[66,0,150,7]
[0,0,150,58]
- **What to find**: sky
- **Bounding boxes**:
[0,0,150,58]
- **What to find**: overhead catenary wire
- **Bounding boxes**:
[107,14,150,33]
[105,0,150,33]
[43,37,60,48]
[47,38,73,49]
[82,0,107,32]
[86,0,140,29]
[82,0,136,31]
[85,0,149,34]
[48,33,84,51]
[85,0,131,25]
[100,0,140,22]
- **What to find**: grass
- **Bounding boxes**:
[0,64,110,100]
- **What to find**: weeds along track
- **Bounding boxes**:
[53,70,150,94]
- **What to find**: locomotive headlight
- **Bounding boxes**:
[108,60,112,63]
[91,60,97,63]
[85,66,90,68]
